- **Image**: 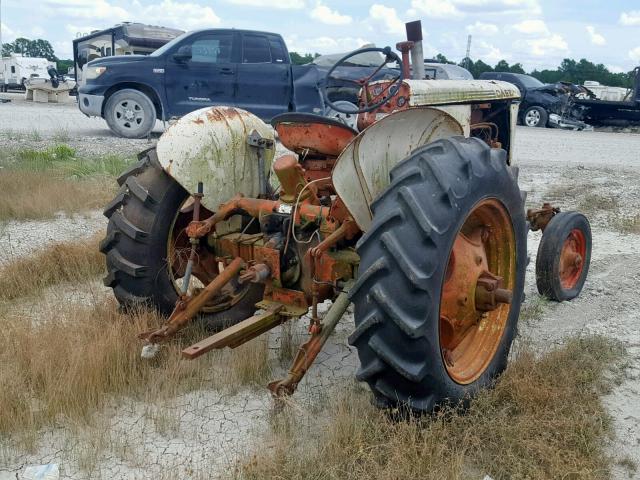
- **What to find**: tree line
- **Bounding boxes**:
[443,54,634,88]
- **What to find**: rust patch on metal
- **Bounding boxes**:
[527,202,560,232]
[275,121,356,157]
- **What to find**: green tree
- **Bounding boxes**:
[463,59,493,78]
[493,60,525,74]
[56,59,74,74]
[289,51,320,65]
[434,53,454,64]
[1,38,57,61]
[494,60,510,72]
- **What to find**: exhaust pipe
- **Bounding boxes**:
[405,20,425,80]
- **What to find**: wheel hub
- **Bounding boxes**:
[526,110,540,126]
[439,199,516,384]
[559,229,586,289]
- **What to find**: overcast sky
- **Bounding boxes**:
[1,0,640,72]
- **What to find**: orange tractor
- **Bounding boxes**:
[101,46,592,411]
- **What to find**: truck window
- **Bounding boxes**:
[191,34,233,64]
[242,35,271,64]
[268,38,287,64]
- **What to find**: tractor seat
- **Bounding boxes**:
[271,113,358,157]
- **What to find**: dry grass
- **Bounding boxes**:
[0,170,116,221]
[239,336,627,480]
[0,230,273,451]
[0,234,105,301]
[577,193,620,215]
[612,214,640,234]
[0,144,133,221]
[0,296,273,448]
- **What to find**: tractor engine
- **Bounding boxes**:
[199,152,360,317]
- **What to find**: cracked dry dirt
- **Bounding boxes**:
[1,127,639,479]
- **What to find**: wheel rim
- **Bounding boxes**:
[525,109,540,126]
[114,99,145,130]
[439,198,516,385]
[559,228,586,290]
[167,201,252,313]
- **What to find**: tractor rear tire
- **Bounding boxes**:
[349,137,527,412]
[100,147,263,330]
[536,212,591,301]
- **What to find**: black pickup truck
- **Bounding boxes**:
[78,28,394,138]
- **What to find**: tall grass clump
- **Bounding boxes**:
[240,336,626,480]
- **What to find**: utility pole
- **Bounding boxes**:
[465,34,472,70]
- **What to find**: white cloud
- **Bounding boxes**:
[525,33,569,57]
[453,0,541,15]
[1,22,17,42]
[629,46,640,63]
[224,0,304,8]
[54,0,220,33]
[310,2,351,25]
[411,0,539,18]
[285,34,371,54]
[369,4,405,35]
[53,40,74,60]
[475,39,508,63]
[607,65,625,74]
[410,0,461,19]
[45,0,129,21]
[512,19,549,35]
[620,11,640,26]
[586,26,606,46]
[139,0,221,30]
[466,21,499,36]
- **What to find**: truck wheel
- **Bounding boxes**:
[536,212,591,301]
[100,148,263,330]
[349,137,527,412]
[104,89,156,139]
[523,106,547,128]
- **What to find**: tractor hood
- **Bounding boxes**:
[404,79,521,106]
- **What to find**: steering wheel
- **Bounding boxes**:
[322,46,404,114]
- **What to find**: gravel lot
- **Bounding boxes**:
[0,102,639,479]
[0,92,160,157]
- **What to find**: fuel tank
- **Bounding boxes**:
[156,106,276,212]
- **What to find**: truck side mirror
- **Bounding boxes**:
[173,45,192,63]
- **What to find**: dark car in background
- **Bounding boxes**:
[479,71,587,129]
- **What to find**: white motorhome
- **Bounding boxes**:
[0,54,55,92]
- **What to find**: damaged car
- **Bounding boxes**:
[479,71,590,130]
[572,67,640,127]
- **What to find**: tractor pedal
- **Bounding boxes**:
[182,305,285,359]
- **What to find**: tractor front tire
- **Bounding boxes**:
[349,137,527,412]
[100,148,263,330]
[536,212,591,301]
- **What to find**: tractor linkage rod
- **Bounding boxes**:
[139,256,245,344]
[268,280,354,397]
